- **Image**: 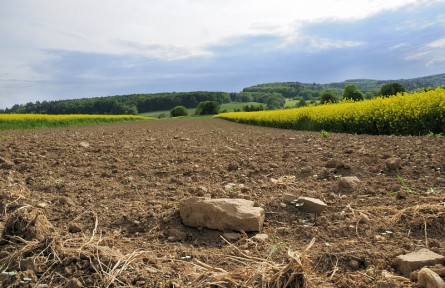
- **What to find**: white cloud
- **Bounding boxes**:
[389,43,408,50]
[427,37,445,48]
[306,37,365,50]
[404,37,445,66]
[1,0,435,60]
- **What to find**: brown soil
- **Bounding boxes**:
[0,118,444,287]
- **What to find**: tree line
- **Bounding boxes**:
[1,92,231,115]
[2,73,444,115]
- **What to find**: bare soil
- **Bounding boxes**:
[0,118,444,287]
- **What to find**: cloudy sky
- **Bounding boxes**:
[1,0,445,108]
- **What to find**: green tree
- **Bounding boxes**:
[296,99,307,107]
[379,82,406,97]
[343,84,363,101]
[320,90,337,104]
[266,94,285,110]
[195,101,220,115]
[170,106,188,117]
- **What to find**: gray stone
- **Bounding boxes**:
[395,248,445,275]
[252,233,269,242]
[179,198,265,232]
[418,267,445,288]
[295,196,327,214]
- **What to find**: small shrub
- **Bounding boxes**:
[170,106,188,117]
[195,101,220,115]
[321,130,329,138]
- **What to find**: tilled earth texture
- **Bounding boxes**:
[0,119,444,288]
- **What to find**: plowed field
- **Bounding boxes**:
[0,119,444,287]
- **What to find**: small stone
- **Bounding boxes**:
[359,212,371,224]
[386,157,402,171]
[79,142,90,148]
[66,278,83,288]
[222,233,242,241]
[338,176,361,190]
[36,202,48,208]
[279,203,287,208]
[394,248,445,275]
[252,233,269,242]
[418,267,445,288]
[68,223,82,233]
[295,196,327,214]
[269,163,279,168]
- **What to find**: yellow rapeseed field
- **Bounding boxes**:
[0,114,152,130]
[216,88,445,135]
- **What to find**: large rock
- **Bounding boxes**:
[394,248,445,275]
[179,198,265,232]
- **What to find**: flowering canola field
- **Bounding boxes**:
[215,88,445,135]
[0,114,153,131]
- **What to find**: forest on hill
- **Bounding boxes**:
[2,73,445,115]
[243,73,445,100]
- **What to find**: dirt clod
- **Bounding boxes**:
[2,206,56,241]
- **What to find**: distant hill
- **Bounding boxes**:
[1,73,444,115]
[243,73,445,99]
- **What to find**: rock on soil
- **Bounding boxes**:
[394,248,445,275]
[418,268,445,288]
[252,233,269,242]
[179,197,265,232]
[338,176,361,190]
[294,196,327,214]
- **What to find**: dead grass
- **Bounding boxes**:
[0,208,146,287]
[183,237,317,287]
[391,204,445,237]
